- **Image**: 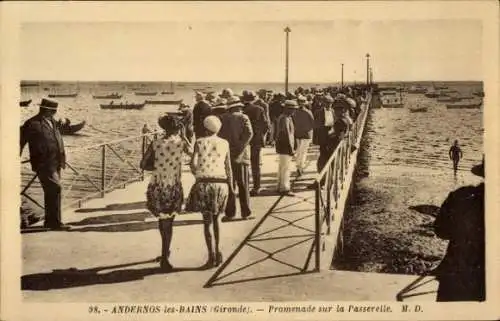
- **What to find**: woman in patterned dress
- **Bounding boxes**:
[143,114,192,271]
[186,115,234,268]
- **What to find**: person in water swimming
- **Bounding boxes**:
[449,140,463,176]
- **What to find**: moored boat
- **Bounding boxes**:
[93,93,123,99]
[437,96,461,102]
[407,86,427,94]
[380,90,404,108]
[446,100,482,109]
[425,91,439,98]
[100,101,146,110]
[48,93,78,98]
[20,99,32,107]
[135,92,157,96]
[57,120,86,135]
[409,107,428,112]
[145,99,183,105]
[473,90,485,97]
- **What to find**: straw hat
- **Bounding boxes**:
[241,90,257,102]
[219,88,234,99]
[227,96,244,109]
[203,115,222,134]
[39,98,58,110]
[284,100,298,108]
[212,98,227,109]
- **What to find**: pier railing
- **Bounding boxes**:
[21,130,161,212]
[313,92,371,270]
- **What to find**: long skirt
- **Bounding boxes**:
[185,182,229,216]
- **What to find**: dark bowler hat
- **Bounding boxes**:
[241,90,257,102]
[471,156,484,177]
[39,98,58,110]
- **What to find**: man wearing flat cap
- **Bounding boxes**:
[20,98,67,230]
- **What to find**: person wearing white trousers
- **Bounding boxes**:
[275,100,298,196]
[292,95,315,176]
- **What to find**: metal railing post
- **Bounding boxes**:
[101,145,106,197]
[315,184,321,271]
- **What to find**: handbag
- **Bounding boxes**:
[140,142,155,171]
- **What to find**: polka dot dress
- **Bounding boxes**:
[146,135,186,216]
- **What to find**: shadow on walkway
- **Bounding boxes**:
[22,259,207,291]
[75,201,147,213]
[204,175,318,288]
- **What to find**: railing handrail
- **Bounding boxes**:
[315,93,371,182]
[21,129,163,163]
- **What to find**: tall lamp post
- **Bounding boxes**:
[341,63,344,88]
[366,53,370,86]
[284,26,291,95]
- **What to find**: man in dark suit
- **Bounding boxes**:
[20,98,67,230]
[313,95,335,175]
[192,91,212,139]
[254,89,272,145]
[241,90,268,196]
[218,96,254,220]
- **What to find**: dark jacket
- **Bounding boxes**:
[292,107,314,139]
[243,103,268,147]
[434,183,485,301]
[218,111,253,165]
[193,100,212,139]
[275,114,295,156]
[269,100,283,122]
[20,114,66,173]
[313,107,334,146]
[254,98,271,131]
[180,108,194,142]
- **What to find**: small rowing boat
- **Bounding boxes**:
[100,102,146,110]
[409,107,428,113]
[446,101,482,109]
[48,93,78,98]
[57,120,86,135]
[145,99,183,105]
[93,93,123,99]
[135,92,157,96]
[20,99,32,107]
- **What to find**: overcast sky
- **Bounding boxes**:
[20,19,482,83]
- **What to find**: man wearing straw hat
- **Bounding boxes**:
[218,96,254,221]
[20,98,67,230]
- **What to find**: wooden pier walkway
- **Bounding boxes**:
[21,96,438,303]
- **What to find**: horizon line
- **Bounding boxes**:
[20,79,483,84]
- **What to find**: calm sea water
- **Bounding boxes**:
[20,81,483,207]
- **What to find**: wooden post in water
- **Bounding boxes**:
[101,145,106,197]
[284,26,291,95]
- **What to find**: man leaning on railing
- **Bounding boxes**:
[20,98,69,230]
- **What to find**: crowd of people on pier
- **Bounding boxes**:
[139,85,370,270]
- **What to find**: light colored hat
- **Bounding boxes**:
[346,97,357,108]
[297,95,307,102]
[227,96,244,109]
[203,115,222,134]
[219,88,234,98]
[212,97,227,109]
[206,92,217,100]
[284,100,298,108]
[324,95,334,103]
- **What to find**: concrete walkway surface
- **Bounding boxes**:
[22,146,437,302]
